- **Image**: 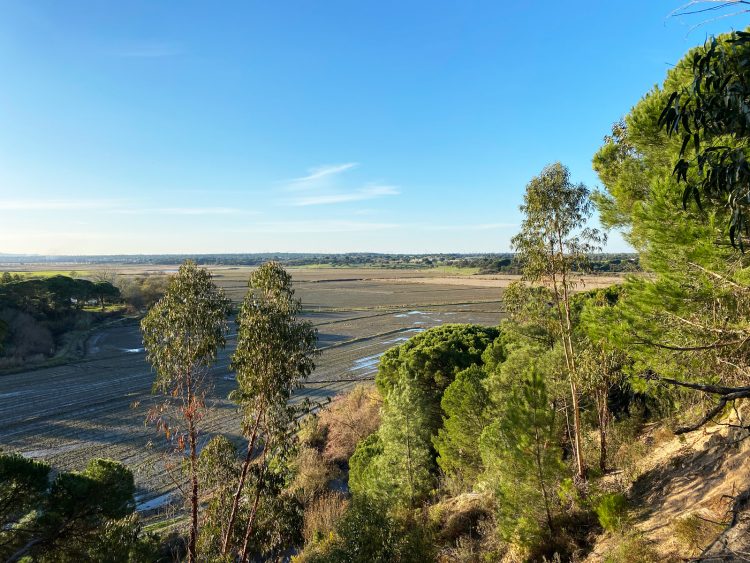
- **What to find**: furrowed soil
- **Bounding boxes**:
[0,266,620,518]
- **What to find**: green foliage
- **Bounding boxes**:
[218,262,318,560]
[377,324,499,438]
[348,432,384,499]
[433,365,491,489]
[352,325,498,509]
[375,379,436,507]
[0,454,151,562]
[511,162,604,282]
[350,381,434,508]
[141,261,230,394]
[510,163,603,480]
[594,493,628,532]
[658,30,750,248]
[297,498,435,563]
[480,365,564,550]
[230,261,318,433]
[141,260,230,562]
[591,32,750,431]
[197,436,241,557]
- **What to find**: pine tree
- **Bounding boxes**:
[480,365,563,548]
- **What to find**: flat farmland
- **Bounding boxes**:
[0,266,619,514]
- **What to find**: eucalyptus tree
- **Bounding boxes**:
[140,261,230,563]
[222,261,317,560]
[659,30,750,248]
[511,163,604,481]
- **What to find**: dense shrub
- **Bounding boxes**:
[594,493,628,532]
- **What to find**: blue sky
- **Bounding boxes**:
[0,1,745,255]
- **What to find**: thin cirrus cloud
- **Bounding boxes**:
[0,199,121,211]
[286,162,359,189]
[0,199,251,216]
[231,220,399,234]
[283,163,400,206]
[425,222,517,231]
[291,185,399,207]
[113,207,246,215]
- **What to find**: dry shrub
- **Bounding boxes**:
[302,492,349,543]
[290,447,340,505]
[117,275,169,312]
[603,533,663,563]
[299,414,327,451]
[673,514,725,556]
[319,384,381,463]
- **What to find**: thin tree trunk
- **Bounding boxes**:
[597,387,609,473]
[405,410,414,508]
[188,415,198,563]
[558,235,586,482]
[222,407,264,555]
[533,422,555,534]
[239,440,270,563]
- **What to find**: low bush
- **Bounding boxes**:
[290,447,339,506]
[594,493,628,532]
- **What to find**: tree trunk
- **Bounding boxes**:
[188,415,198,563]
[222,407,264,555]
[533,425,555,535]
[239,438,270,563]
[597,387,609,473]
[558,236,586,482]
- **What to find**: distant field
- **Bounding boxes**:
[0,266,622,519]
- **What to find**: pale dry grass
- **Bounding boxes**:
[302,491,349,543]
[319,384,382,463]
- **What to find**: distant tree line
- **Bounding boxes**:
[0,272,169,368]
[0,275,121,367]
[0,252,640,273]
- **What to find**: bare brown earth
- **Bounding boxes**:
[0,266,622,517]
[585,404,750,562]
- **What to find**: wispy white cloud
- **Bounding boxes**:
[0,199,121,211]
[425,222,517,231]
[231,220,399,234]
[287,163,358,189]
[0,199,253,216]
[290,185,399,206]
[113,207,247,216]
[282,162,400,206]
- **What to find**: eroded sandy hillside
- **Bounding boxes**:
[586,404,750,562]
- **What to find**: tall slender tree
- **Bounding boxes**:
[141,261,230,563]
[511,162,604,481]
[222,262,317,560]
